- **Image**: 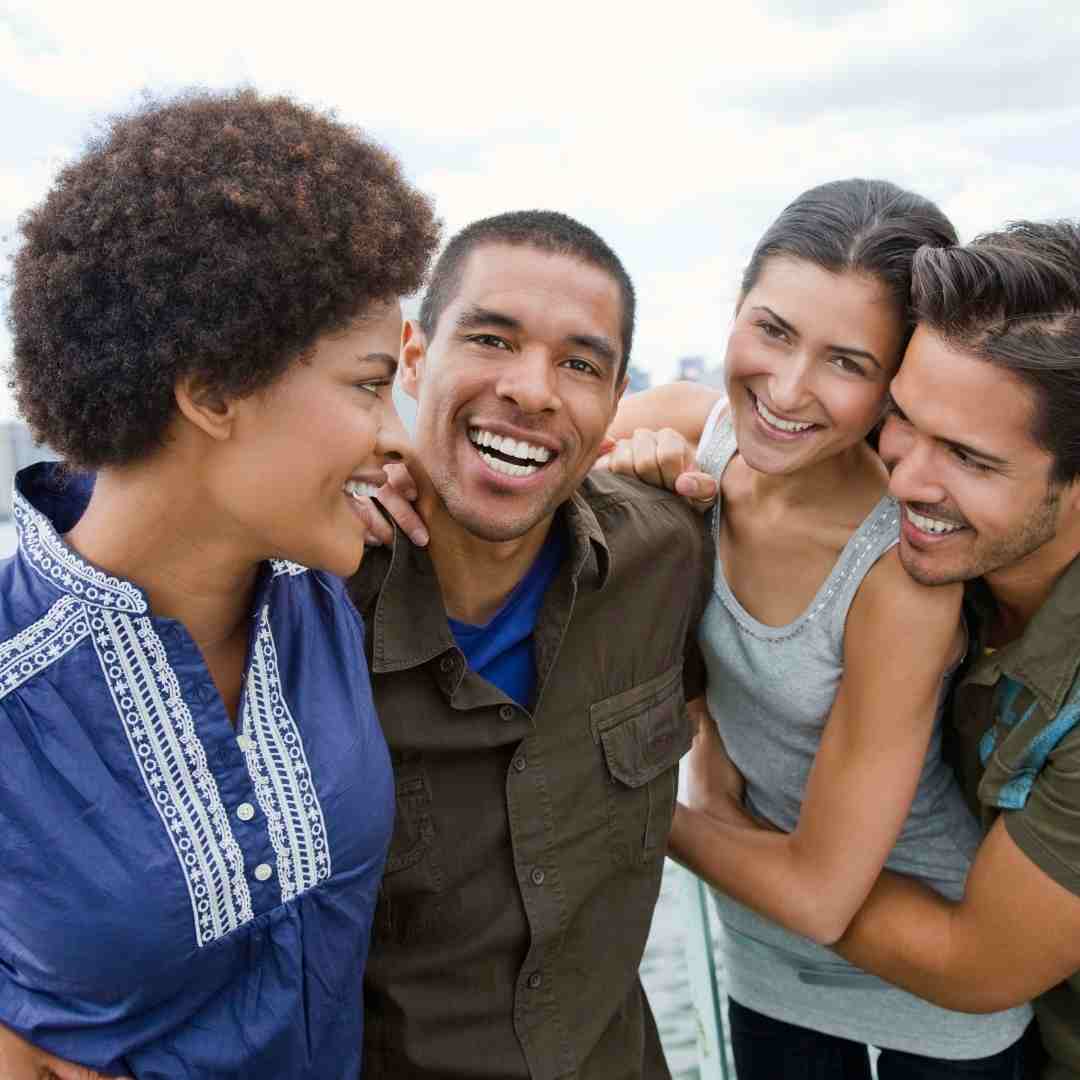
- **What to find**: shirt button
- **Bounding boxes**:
[530,868,546,886]
[499,704,515,721]
[236,802,256,822]
[526,971,543,989]
[512,755,527,773]
[440,655,457,673]
[254,863,273,882]
[236,734,254,752]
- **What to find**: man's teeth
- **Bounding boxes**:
[906,506,964,535]
[754,396,815,433]
[344,480,381,501]
[482,455,538,478]
[468,429,552,477]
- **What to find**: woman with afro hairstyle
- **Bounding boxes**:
[0,88,439,1079]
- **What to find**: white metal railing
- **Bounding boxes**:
[675,863,733,1079]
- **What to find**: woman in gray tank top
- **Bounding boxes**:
[605,180,1033,1078]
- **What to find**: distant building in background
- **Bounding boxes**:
[0,421,52,517]
[675,354,725,389]
[626,364,651,394]
[677,355,706,382]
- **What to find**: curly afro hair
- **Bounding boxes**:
[8,88,440,468]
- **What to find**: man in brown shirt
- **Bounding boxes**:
[350,211,710,1079]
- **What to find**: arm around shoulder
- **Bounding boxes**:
[607,381,724,445]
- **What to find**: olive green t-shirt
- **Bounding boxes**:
[952,557,1080,1080]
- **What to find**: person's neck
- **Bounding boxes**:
[419,490,555,626]
[65,462,259,651]
[744,441,885,511]
[984,529,1080,647]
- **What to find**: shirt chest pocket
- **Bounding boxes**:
[590,662,693,866]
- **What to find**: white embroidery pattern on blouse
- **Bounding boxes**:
[0,595,91,700]
[270,560,308,578]
[92,609,253,946]
[13,491,147,614]
[240,606,330,902]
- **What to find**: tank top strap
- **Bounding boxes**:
[696,399,737,485]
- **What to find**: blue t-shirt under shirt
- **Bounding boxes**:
[448,522,567,708]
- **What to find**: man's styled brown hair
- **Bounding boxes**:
[911,220,1080,486]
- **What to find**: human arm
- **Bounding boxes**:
[669,551,964,945]
[606,380,724,445]
[597,382,725,509]
[834,773,1080,1013]
[0,1024,130,1080]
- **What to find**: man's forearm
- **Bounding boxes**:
[833,871,987,1012]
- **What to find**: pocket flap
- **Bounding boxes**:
[590,663,691,788]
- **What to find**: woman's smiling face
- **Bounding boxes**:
[203,299,410,577]
[724,257,905,476]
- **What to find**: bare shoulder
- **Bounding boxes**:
[847,546,963,653]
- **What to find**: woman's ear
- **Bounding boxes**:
[174,376,238,442]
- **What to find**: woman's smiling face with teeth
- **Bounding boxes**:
[724,257,904,476]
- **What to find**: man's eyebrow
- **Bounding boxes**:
[455,306,522,333]
[888,393,1010,467]
[754,305,882,371]
[567,333,618,368]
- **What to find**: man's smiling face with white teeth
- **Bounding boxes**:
[399,242,627,544]
[881,326,1068,588]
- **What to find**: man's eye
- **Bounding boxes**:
[468,334,511,350]
[951,447,991,473]
[563,357,598,375]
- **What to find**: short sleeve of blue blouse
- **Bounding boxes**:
[0,464,394,1079]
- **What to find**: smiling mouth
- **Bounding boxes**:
[905,505,967,537]
[468,427,555,478]
[750,390,819,434]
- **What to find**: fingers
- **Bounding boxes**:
[48,1058,131,1080]
[0,1023,129,1080]
[371,486,429,548]
[673,471,719,513]
[382,462,418,502]
[357,461,429,549]
[654,428,695,490]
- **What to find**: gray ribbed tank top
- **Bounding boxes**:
[695,403,1031,1057]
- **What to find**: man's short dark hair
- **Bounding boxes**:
[8,88,440,468]
[911,220,1080,486]
[417,210,636,379]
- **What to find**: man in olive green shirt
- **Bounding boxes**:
[824,222,1080,1078]
[352,211,710,1079]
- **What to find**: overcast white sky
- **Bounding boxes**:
[2,0,1079,420]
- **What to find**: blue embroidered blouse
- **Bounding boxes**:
[0,463,394,1079]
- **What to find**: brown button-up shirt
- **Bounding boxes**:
[951,557,1080,1079]
[349,472,711,1080]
